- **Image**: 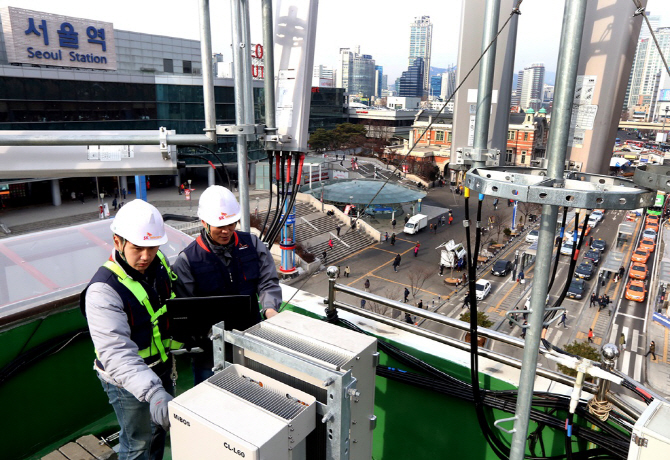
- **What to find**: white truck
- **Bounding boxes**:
[438,240,467,268]
[403,214,428,234]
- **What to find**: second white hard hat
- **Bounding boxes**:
[110,199,168,246]
[198,185,241,227]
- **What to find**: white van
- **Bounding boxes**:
[403,214,428,234]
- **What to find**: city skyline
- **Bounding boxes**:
[2,0,670,85]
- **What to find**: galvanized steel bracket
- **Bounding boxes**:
[633,164,670,192]
[465,166,656,210]
[455,147,500,166]
[215,123,265,136]
[159,126,170,160]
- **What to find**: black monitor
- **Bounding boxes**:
[166,295,261,344]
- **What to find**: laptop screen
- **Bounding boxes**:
[166,295,261,343]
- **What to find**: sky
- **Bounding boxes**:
[2,0,670,84]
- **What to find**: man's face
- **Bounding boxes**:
[204,220,237,245]
[114,236,159,274]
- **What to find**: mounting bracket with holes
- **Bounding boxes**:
[633,164,670,193]
[465,166,656,210]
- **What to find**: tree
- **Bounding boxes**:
[488,208,508,243]
[368,285,402,319]
[517,201,541,228]
[557,340,601,382]
[459,310,494,328]
[407,267,432,301]
[308,128,332,153]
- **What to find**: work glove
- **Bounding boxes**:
[148,388,173,431]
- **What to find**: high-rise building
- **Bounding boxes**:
[518,63,545,110]
[375,65,384,98]
[398,58,424,97]
[440,67,456,100]
[336,48,353,90]
[625,27,670,111]
[382,74,388,91]
[313,64,334,88]
[408,16,433,94]
[350,54,376,99]
[430,74,442,97]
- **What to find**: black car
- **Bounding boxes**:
[590,239,606,252]
[491,259,513,276]
[567,279,586,299]
[574,262,594,280]
[583,250,601,265]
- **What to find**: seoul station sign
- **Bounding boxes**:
[0,7,116,70]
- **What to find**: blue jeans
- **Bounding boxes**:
[98,369,174,460]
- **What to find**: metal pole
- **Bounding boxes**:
[261,0,278,151]
[508,1,587,459]
[0,133,214,146]
[198,0,217,143]
[231,0,251,231]
[472,0,501,167]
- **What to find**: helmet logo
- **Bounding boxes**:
[218,212,230,221]
[143,232,162,241]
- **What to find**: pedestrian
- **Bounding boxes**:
[405,312,413,324]
[517,270,524,283]
[322,251,328,263]
[417,299,423,310]
[364,279,370,292]
[78,192,85,203]
[337,265,341,278]
[618,266,625,280]
[598,296,605,311]
[414,243,420,257]
[619,333,626,351]
[439,264,445,276]
[403,287,410,303]
[393,253,401,272]
[384,231,389,242]
[645,341,656,360]
[588,328,594,343]
[522,306,528,321]
[558,311,567,328]
[589,236,594,247]
[121,188,127,200]
[521,321,528,339]
[391,233,396,246]
[463,295,470,309]
[112,197,118,211]
[179,183,184,195]
[462,273,467,285]
[493,198,498,210]
[448,214,454,225]
[508,199,513,207]
[604,294,610,307]
[336,225,341,237]
[328,238,334,250]
[82,200,179,458]
[392,218,396,229]
[405,215,410,225]
[172,186,282,384]
[344,265,351,278]
[590,292,597,308]
[433,223,438,234]
[456,258,462,272]
[429,223,433,233]
[361,299,366,308]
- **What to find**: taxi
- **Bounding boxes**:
[631,248,650,263]
[629,262,648,280]
[646,215,660,227]
[639,238,656,253]
[625,279,647,302]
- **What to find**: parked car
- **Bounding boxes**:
[590,210,604,223]
[639,238,656,253]
[491,259,513,276]
[526,230,539,243]
[590,238,606,252]
[583,250,601,265]
[631,248,651,263]
[646,215,660,226]
[642,228,657,241]
[574,262,595,280]
[625,279,647,302]
[567,279,586,299]
[587,215,599,228]
[560,240,575,256]
[629,262,648,280]
[475,279,492,300]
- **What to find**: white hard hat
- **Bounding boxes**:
[198,185,241,227]
[110,199,168,246]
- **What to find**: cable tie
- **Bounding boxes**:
[476,221,481,228]
[463,220,470,228]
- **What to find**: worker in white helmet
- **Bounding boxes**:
[80,199,181,460]
[172,185,281,384]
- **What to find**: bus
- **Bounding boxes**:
[647,192,666,216]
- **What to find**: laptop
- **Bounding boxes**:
[166,295,261,345]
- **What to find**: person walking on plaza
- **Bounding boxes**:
[390,233,396,246]
[645,341,657,360]
[121,188,127,200]
[82,200,180,459]
[403,287,410,303]
[322,250,327,264]
[404,215,410,225]
[618,265,625,280]
[393,253,401,272]
[344,265,351,278]
[590,292,597,308]
[364,279,370,292]
[414,243,420,257]
[558,311,567,328]
[417,299,423,310]
[619,333,626,351]
[493,198,499,210]
[439,264,445,276]
[521,321,528,339]
[337,265,341,278]
[517,270,524,283]
[405,312,413,324]
[112,197,118,211]
[384,231,389,242]
[392,218,396,230]
[328,238,334,250]
[361,298,366,308]
[172,186,282,384]
[448,214,453,225]
[588,328,594,343]
[336,225,341,237]
[463,295,470,309]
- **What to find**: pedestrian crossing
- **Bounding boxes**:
[607,324,645,382]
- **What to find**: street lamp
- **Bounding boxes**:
[663,107,670,143]
[187,179,193,211]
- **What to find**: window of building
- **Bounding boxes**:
[163,59,173,73]
[506,150,513,164]
[524,132,529,141]
[508,130,515,140]
[521,151,527,164]
[183,60,192,74]
[447,132,452,143]
[435,130,444,142]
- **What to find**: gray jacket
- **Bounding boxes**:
[85,251,167,403]
[172,230,282,317]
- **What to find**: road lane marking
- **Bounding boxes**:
[622,350,631,374]
[617,313,645,321]
[633,329,640,352]
[634,354,642,381]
